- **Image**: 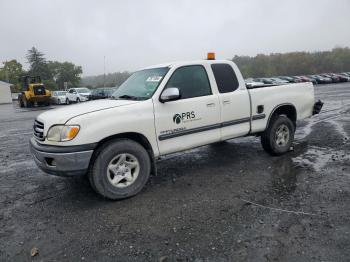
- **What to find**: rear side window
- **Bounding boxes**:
[165,65,211,99]
[211,64,239,93]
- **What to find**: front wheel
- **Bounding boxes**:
[66,98,70,105]
[18,95,24,107]
[76,98,80,103]
[88,139,151,200]
[261,115,295,156]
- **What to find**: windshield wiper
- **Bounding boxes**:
[115,95,146,100]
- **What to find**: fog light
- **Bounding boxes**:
[45,158,57,167]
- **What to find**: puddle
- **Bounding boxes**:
[269,156,299,197]
[292,146,348,172]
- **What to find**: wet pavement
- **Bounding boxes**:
[0,83,349,261]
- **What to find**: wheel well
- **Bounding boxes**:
[97,133,153,152]
[90,132,156,174]
[269,104,297,127]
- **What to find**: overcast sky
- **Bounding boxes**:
[1,0,349,76]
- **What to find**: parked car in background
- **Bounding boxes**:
[254,78,274,84]
[245,78,265,88]
[298,76,317,84]
[269,78,289,84]
[90,87,116,100]
[293,76,308,83]
[51,91,67,105]
[66,87,91,104]
[289,76,303,83]
[309,75,332,84]
[331,73,349,82]
[339,72,350,78]
[278,76,299,83]
[321,74,340,83]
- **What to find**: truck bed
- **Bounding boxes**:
[248,82,315,133]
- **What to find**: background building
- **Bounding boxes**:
[0,81,12,104]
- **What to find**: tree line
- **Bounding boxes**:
[82,47,350,85]
[80,71,131,88]
[0,47,82,91]
[2,46,350,91]
[232,47,350,78]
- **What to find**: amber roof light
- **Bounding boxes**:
[207,52,215,60]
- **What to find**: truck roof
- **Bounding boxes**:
[141,59,233,70]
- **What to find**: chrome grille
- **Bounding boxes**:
[33,120,45,141]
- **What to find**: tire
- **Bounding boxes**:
[261,115,295,156]
[66,98,70,105]
[88,139,151,200]
[76,98,80,103]
[57,99,61,105]
[18,95,24,108]
[22,97,28,108]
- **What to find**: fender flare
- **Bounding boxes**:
[265,103,297,129]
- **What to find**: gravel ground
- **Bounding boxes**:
[0,83,349,261]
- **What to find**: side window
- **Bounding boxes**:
[165,65,211,99]
[211,64,239,93]
[69,89,73,93]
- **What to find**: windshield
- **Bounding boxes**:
[77,88,90,93]
[57,91,66,96]
[112,67,169,100]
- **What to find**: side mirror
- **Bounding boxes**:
[160,87,180,103]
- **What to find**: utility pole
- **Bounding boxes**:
[103,56,106,87]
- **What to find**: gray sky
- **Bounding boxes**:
[1,0,349,76]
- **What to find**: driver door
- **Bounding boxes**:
[153,65,221,155]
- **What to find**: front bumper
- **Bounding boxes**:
[80,96,89,101]
[28,96,51,103]
[30,137,97,176]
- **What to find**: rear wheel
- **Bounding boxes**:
[261,115,295,156]
[88,139,151,200]
[66,98,70,105]
[57,99,61,104]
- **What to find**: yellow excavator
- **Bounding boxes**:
[18,76,51,107]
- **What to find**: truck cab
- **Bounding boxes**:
[30,56,321,200]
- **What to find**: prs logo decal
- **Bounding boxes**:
[173,111,196,124]
[173,114,182,124]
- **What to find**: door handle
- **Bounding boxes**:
[206,103,215,107]
[223,100,231,104]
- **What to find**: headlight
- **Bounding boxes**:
[47,125,80,142]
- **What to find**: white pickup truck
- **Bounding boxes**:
[30,57,322,199]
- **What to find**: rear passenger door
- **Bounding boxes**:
[154,65,221,155]
[211,63,251,140]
